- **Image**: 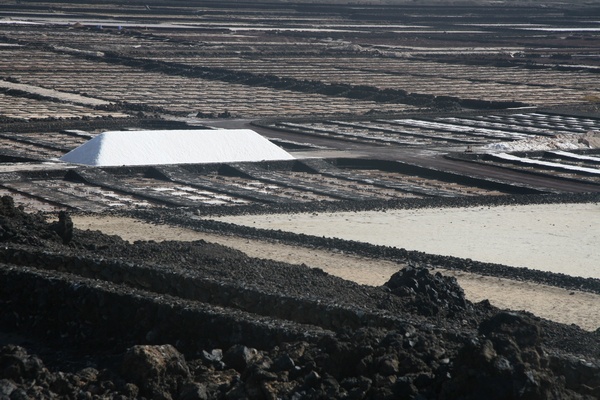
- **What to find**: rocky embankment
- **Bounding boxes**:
[0,196,599,399]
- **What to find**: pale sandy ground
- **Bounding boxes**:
[72,213,600,331]
[211,203,600,279]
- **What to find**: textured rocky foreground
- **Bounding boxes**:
[0,196,599,399]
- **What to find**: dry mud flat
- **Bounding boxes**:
[1,196,600,399]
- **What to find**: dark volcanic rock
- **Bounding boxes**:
[439,312,596,400]
[52,211,73,245]
[0,345,135,398]
[0,195,599,399]
[384,265,469,316]
[122,344,191,398]
[223,344,259,373]
[0,345,47,383]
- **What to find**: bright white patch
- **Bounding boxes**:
[0,19,41,25]
[493,153,600,175]
[60,129,294,166]
[484,133,591,152]
[549,151,600,162]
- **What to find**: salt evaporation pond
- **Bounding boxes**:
[211,202,600,279]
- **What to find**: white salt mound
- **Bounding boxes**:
[60,129,295,166]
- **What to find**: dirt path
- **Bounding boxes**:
[72,215,600,331]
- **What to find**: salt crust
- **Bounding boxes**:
[60,129,294,166]
[493,152,600,175]
[484,131,600,153]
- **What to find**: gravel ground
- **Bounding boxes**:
[1,195,600,399]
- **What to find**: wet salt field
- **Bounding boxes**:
[0,158,517,212]
[452,149,600,185]
[175,56,597,106]
[0,109,598,212]
[0,92,123,121]
[0,47,412,118]
[0,2,599,122]
[0,2,596,246]
[265,112,600,148]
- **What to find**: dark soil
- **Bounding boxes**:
[1,195,599,399]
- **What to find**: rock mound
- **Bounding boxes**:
[384,265,469,316]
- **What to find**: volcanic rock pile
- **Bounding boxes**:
[0,196,599,399]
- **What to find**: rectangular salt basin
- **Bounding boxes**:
[209,203,600,279]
